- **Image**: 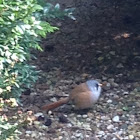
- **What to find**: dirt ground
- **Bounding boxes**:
[19,1,140,140]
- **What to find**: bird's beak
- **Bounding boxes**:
[98,83,103,87]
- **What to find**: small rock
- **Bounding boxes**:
[40,125,48,130]
[124,136,129,139]
[34,112,44,117]
[47,128,56,133]
[103,82,111,90]
[77,115,82,118]
[108,78,115,83]
[25,130,32,134]
[82,114,88,118]
[59,115,68,123]
[75,133,83,138]
[83,123,91,129]
[30,92,37,96]
[48,110,53,115]
[50,97,57,102]
[102,76,107,80]
[98,131,105,136]
[123,91,129,95]
[37,115,45,121]
[120,124,128,129]
[117,63,123,68]
[109,51,115,55]
[71,136,76,139]
[112,82,119,87]
[106,82,111,87]
[101,116,109,121]
[44,118,52,126]
[113,95,119,99]
[31,131,37,138]
[86,118,91,122]
[67,123,72,127]
[107,124,114,130]
[58,136,63,139]
[34,121,40,125]
[25,134,30,137]
[112,138,117,140]
[129,135,134,139]
[81,73,89,78]
[112,116,120,122]
[98,57,104,61]
[107,99,112,103]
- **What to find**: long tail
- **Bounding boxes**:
[42,97,69,111]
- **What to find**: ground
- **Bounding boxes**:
[18,1,140,140]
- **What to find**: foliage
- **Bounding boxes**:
[0,0,58,99]
[0,0,75,139]
[0,0,59,139]
[0,116,20,140]
[35,2,76,20]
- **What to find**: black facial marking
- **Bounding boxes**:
[95,83,99,90]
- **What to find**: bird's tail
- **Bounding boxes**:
[42,97,69,111]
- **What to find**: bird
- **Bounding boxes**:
[42,80,102,111]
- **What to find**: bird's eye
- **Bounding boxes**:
[95,83,99,90]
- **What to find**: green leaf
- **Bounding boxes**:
[0,124,10,129]
[33,4,43,11]
[55,3,60,9]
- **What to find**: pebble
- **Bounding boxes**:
[107,99,112,103]
[112,83,119,87]
[25,134,30,137]
[25,131,32,134]
[112,137,117,140]
[112,116,120,122]
[109,51,115,55]
[44,118,52,126]
[103,82,111,90]
[82,114,88,118]
[48,110,53,115]
[67,123,72,127]
[75,133,83,138]
[34,112,44,117]
[98,131,105,136]
[34,121,40,125]
[40,125,48,130]
[129,135,134,139]
[58,136,63,139]
[117,63,124,68]
[50,97,57,102]
[106,82,111,87]
[86,118,91,122]
[101,116,110,121]
[123,91,129,95]
[59,115,68,123]
[31,131,37,138]
[77,121,83,126]
[37,115,45,121]
[98,57,104,61]
[108,78,114,83]
[71,136,76,139]
[102,76,107,80]
[107,124,114,130]
[30,92,37,96]
[77,115,82,118]
[83,124,91,129]
[124,136,129,139]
